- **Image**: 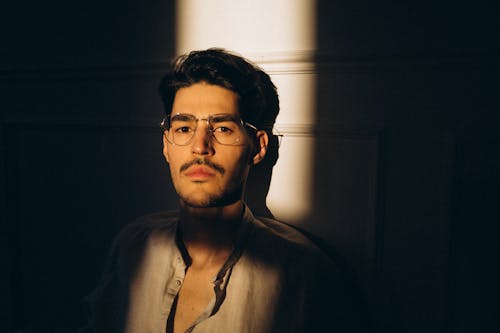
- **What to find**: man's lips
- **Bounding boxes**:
[184,166,216,179]
[180,158,225,176]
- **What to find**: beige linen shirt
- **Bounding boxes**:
[87,205,363,333]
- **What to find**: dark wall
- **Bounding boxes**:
[1,1,177,332]
[315,1,500,332]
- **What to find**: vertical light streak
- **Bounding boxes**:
[176,0,317,224]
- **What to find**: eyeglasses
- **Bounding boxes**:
[160,113,258,146]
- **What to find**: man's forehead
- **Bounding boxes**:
[170,113,239,122]
[172,82,240,117]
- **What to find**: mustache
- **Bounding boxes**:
[180,158,225,175]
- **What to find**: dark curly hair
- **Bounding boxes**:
[158,48,279,131]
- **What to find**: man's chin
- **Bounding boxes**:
[179,191,241,209]
[181,198,218,208]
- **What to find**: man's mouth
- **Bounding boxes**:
[180,158,225,175]
[184,166,216,179]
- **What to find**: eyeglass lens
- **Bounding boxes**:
[167,113,246,145]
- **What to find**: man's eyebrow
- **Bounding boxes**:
[210,114,238,122]
[171,113,194,121]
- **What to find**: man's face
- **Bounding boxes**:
[163,82,266,208]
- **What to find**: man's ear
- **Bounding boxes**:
[252,130,269,165]
[162,131,170,163]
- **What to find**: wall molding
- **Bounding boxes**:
[305,128,385,286]
[274,123,383,138]
[0,123,13,331]
[0,63,170,81]
[1,120,385,139]
[0,120,163,132]
[1,52,497,80]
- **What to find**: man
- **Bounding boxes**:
[86,49,366,333]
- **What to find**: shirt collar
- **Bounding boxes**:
[173,203,256,316]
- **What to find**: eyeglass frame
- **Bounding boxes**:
[160,112,259,146]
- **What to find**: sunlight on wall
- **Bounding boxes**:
[176,0,316,55]
[176,0,317,223]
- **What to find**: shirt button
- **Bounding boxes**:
[175,280,181,287]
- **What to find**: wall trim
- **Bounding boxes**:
[274,123,383,138]
[1,53,498,80]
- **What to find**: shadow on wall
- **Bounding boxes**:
[313,1,500,332]
[2,1,177,332]
[245,132,280,219]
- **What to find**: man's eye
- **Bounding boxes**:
[214,126,234,134]
[175,126,193,133]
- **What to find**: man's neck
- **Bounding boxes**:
[178,200,244,268]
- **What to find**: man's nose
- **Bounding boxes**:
[191,123,213,155]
